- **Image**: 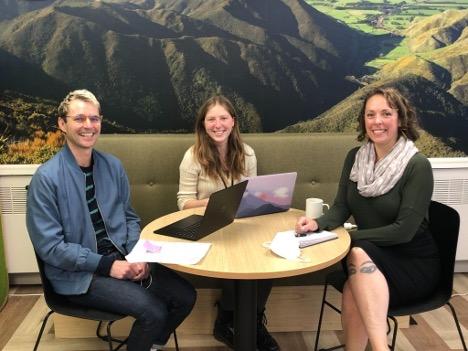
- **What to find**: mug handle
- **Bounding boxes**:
[323,203,330,210]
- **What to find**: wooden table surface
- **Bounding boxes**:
[141,208,350,280]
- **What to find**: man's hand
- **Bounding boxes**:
[110,261,150,280]
[130,262,150,281]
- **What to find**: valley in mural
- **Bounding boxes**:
[0,0,467,163]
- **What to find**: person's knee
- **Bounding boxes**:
[183,285,197,312]
[180,284,197,313]
[169,281,197,317]
[137,304,169,329]
[346,246,369,266]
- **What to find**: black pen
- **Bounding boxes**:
[295,232,307,237]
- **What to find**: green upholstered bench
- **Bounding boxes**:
[95,133,360,287]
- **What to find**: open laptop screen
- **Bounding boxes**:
[236,172,297,218]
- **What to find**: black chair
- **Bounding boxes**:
[34,253,179,351]
[313,201,467,351]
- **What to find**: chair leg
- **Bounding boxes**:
[447,302,467,351]
[33,310,54,351]
[315,281,345,351]
[106,320,128,351]
[106,321,114,351]
[96,321,113,348]
[95,321,114,350]
[173,329,179,351]
[314,281,329,351]
[95,320,127,351]
[387,315,398,351]
[319,303,345,350]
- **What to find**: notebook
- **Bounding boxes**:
[235,172,297,218]
[296,230,338,248]
[154,180,248,241]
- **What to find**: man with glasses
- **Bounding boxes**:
[27,89,196,351]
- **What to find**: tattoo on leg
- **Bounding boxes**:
[348,263,357,276]
[360,261,377,274]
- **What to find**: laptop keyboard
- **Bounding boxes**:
[178,221,202,239]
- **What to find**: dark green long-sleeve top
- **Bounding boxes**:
[317,147,438,258]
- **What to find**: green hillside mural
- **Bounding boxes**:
[0,0,467,163]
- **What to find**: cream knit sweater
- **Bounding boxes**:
[177,143,257,210]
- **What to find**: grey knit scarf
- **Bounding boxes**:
[350,138,419,197]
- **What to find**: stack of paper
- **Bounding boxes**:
[295,230,338,248]
[126,239,212,265]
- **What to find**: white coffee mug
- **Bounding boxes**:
[306,198,329,219]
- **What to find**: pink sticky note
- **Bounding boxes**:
[143,240,162,253]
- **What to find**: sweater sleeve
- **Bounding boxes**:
[177,148,201,210]
[350,154,433,246]
[244,144,257,177]
[119,162,141,253]
[26,170,101,273]
[95,255,116,276]
[316,148,356,230]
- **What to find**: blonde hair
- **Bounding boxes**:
[57,89,101,119]
[193,95,248,183]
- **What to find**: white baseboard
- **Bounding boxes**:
[455,261,468,272]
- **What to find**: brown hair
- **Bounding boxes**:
[357,87,420,142]
[193,95,248,183]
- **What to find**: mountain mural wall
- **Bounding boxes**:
[0,0,466,163]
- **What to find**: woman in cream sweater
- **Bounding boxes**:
[177,95,280,351]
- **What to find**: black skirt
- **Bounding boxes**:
[347,238,441,308]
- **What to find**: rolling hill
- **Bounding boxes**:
[281,9,468,157]
[405,9,468,53]
[377,10,468,104]
[0,90,133,138]
[281,75,468,157]
[0,0,376,132]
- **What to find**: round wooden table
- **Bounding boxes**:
[142,208,350,351]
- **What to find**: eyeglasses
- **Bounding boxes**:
[66,114,103,124]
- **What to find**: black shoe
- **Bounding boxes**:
[257,312,280,351]
[213,302,234,349]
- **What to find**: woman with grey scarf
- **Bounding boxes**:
[296,87,440,351]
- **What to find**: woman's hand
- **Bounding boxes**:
[295,216,319,234]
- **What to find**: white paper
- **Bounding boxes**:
[126,239,212,265]
[276,230,338,248]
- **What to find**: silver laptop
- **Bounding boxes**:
[235,172,297,218]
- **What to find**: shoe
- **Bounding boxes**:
[213,302,234,349]
[257,311,280,351]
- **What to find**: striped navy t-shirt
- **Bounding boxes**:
[80,164,117,255]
